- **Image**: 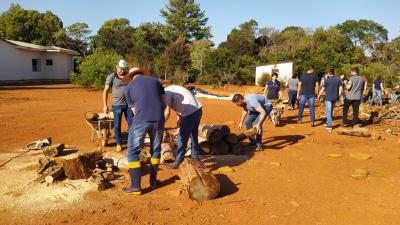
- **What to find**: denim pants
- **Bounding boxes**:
[392,93,400,104]
[288,90,297,108]
[245,105,273,146]
[176,108,202,162]
[298,95,315,123]
[324,100,336,128]
[112,105,133,145]
[126,120,163,163]
[370,89,382,106]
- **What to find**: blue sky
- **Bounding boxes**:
[1,0,399,44]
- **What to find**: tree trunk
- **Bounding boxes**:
[177,159,220,200]
[198,125,225,145]
[214,141,230,155]
[62,148,102,180]
[45,167,64,183]
[198,141,213,155]
[337,128,371,137]
[43,144,64,157]
[231,143,245,155]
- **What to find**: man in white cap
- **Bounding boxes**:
[103,60,133,152]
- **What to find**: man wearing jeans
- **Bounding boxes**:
[369,77,384,106]
[317,69,342,132]
[122,67,166,195]
[297,66,319,127]
[343,67,365,127]
[232,94,273,151]
[164,85,203,169]
[103,60,133,152]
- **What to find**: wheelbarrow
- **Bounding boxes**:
[85,112,114,147]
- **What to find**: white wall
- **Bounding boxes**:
[0,40,74,81]
[255,62,293,85]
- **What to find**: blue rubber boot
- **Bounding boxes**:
[122,163,142,195]
[149,158,160,188]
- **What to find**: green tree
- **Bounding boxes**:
[189,39,213,78]
[66,22,91,56]
[163,36,191,81]
[161,0,211,42]
[220,19,259,56]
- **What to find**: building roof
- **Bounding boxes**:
[3,39,79,55]
[256,60,293,67]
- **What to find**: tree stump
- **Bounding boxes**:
[214,141,230,155]
[62,148,102,179]
[199,125,225,145]
[43,144,64,157]
[198,141,213,155]
[177,159,220,200]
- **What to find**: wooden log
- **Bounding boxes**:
[161,143,175,163]
[198,141,213,155]
[198,125,225,145]
[177,159,220,200]
[214,141,230,155]
[237,127,258,142]
[45,167,64,183]
[62,148,102,180]
[337,128,371,137]
[89,171,114,191]
[43,144,65,157]
[231,143,245,155]
[37,157,53,174]
[103,151,128,170]
[225,133,238,145]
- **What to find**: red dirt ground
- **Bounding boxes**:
[0,84,400,225]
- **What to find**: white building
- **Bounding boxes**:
[0,39,78,81]
[255,61,293,85]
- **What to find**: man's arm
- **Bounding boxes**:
[164,105,171,121]
[103,85,110,113]
[346,80,352,90]
[297,81,302,99]
[315,82,320,97]
[263,85,268,96]
[380,82,384,94]
[255,106,267,134]
[317,87,325,99]
[278,90,282,100]
[238,109,248,130]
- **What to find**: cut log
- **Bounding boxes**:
[337,128,371,137]
[85,112,98,121]
[231,143,245,155]
[198,125,225,145]
[225,133,238,145]
[37,157,53,174]
[214,141,230,155]
[45,167,64,183]
[89,171,114,191]
[177,159,220,200]
[198,141,213,155]
[62,148,103,180]
[161,142,175,163]
[103,151,128,170]
[237,127,258,142]
[43,144,64,157]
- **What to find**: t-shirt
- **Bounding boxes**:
[124,75,165,123]
[165,85,203,117]
[105,73,127,106]
[299,73,319,95]
[266,81,281,99]
[324,76,342,102]
[244,94,272,112]
[374,79,383,90]
[347,75,364,100]
[288,78,299,91]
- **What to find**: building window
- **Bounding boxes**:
[32,59,41,72]
[46,59,53,66]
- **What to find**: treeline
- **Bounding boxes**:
[1,0,399,89]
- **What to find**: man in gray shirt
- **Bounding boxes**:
[103,60,133,152]
[342,67,364,127]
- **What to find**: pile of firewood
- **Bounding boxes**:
[359,104,400,123]
[198,124,257,155]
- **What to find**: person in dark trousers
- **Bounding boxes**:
[287,73,299,110]
[232,94,273,151]
[102,60,133,152]
[317,69,342,132]
[369,77,384,106]
[343,67,365,127]
[297,66,319,127]
[339,75,348,101]
[164,85,203,169]
[122,67,166,195]
[263,72,282,100]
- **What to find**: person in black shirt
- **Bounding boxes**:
[263,73,282,100]
[297,66,319,127]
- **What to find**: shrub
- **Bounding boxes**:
[257,73,271,86]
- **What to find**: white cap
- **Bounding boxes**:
[117,60,128,69]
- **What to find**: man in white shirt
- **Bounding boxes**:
[164,85,203,169]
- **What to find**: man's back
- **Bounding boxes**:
[300,73,318,95]
[165,85,203,117]
[244,94,270,112]
[347,75,364,100]
[324,76,341,101]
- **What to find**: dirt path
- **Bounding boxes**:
[0,84,399,225]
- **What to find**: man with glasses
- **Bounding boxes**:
[103,60,133,152]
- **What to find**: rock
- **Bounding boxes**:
[349,153,372,160]
[351,169,369,179]
[169,190,182,197]
[289,200,300,208]
[216,166,235,173]
[269,162,281,167]
[327,153,343,158]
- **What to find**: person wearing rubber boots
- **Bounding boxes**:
[164,85,203,169]
[122,67,167,195]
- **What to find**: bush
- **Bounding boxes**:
[257,73,271,86]
[73,51,122,89]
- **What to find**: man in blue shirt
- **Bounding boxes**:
[369,77,384,106]
[297,66,319,127]
[263,73,282,100]
[232,94,273,151]
[317,69,342,132]
[122,67,167,195]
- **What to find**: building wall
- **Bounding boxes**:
[255,62,293,85]
[0,40,74,81]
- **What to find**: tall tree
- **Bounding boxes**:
[66,22,92,56]
[163,36,191,80]
[219,20,259,56]
[160,0,211,42]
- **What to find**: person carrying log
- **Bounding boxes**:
[164,85,203,169]
[317,68,342,132]
[122,67,167,195]
[102,60,133,152]
[342,67,365,128]
[232,94,273,151]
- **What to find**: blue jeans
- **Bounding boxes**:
[324,100,336,128]
[370,89,382,106]
[288,90,297,108]
[176,109,202,162]
[298,95,315,123]
[391,93,399,104]
[112,105,133,145]
[245,105,273,146]
[126,121,163,162]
